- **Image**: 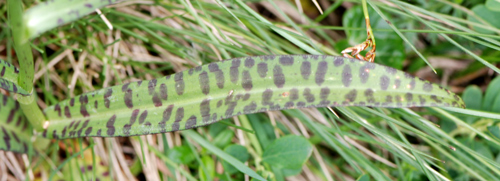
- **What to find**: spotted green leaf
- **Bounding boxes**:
[0,94,32,153]
[23,0,120,40]
[41,55,465,139]
[0,59,31,95]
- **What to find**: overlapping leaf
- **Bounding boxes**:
[0,59,30,95]
[23,0,121,40]
[0,94,32,153]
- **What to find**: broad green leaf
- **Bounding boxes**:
[0,94,32,153]
[0,59,31,95]
[262,135,313,169]
[486,0,500,12]
[23,0,121,40]
[492,95,500,113]
[487,126,500,140]
[167,145,195,164]
[357,174,371,181]
[467,5,500,34]
[41,55,464,139]
[483,77,500,111]
[182,130,266,181]
[343,6,405,68]
[462,85,483,110]
[281,167,302,177]
[222,145,250,174]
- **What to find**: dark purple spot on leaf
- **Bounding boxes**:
[405,93,413,101]
[148,79,157,95]
[262,89,274,106]
[185,116,197,129]
[106,115,116,136]
[0,67,5,77]
[175,72,185,95]
[385,66,397,74]
[200,99,211,123]
[300,61,311,80]
[334,57,344,66]
[345,89,357,102]
[152,92,162,107]
[245,57,255,68]
[303,88,315,103]
[104,89,113,108]
[279,56,294,66]
[242,71,253,91]
[394,79,401,89]
[124,89,134,108]
[359,63,376,84]
[160,83,168,100]
[273,65,285,88]
[342,65,352,87]
[320,87,330,100]
[315,61,328,86]
[244,101,257,113]
[139,110,148,124]
[380,76,390,90]
[423,82,433,92]
[257,62,268,78]
[230,60,240,84]
[64,106,71,118]
[199,71,210,95]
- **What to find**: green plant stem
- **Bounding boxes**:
[8,0,45,131]
[7,0,33,91]
[238,115,263,155]
[17,95,45,130]
[362,0,376,46]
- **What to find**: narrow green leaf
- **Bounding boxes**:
[213,129,234,148]
[199,155,216,181]
[182,130,266,181]
[148,145,197,181]
[23,0,121,40]
[233,0,321,55]
[0,94,32,153]
[442,107,500,120]
[222,145,250,174]
[368,1,435,73]
[41,55,464,139]
[262,135,313,169]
